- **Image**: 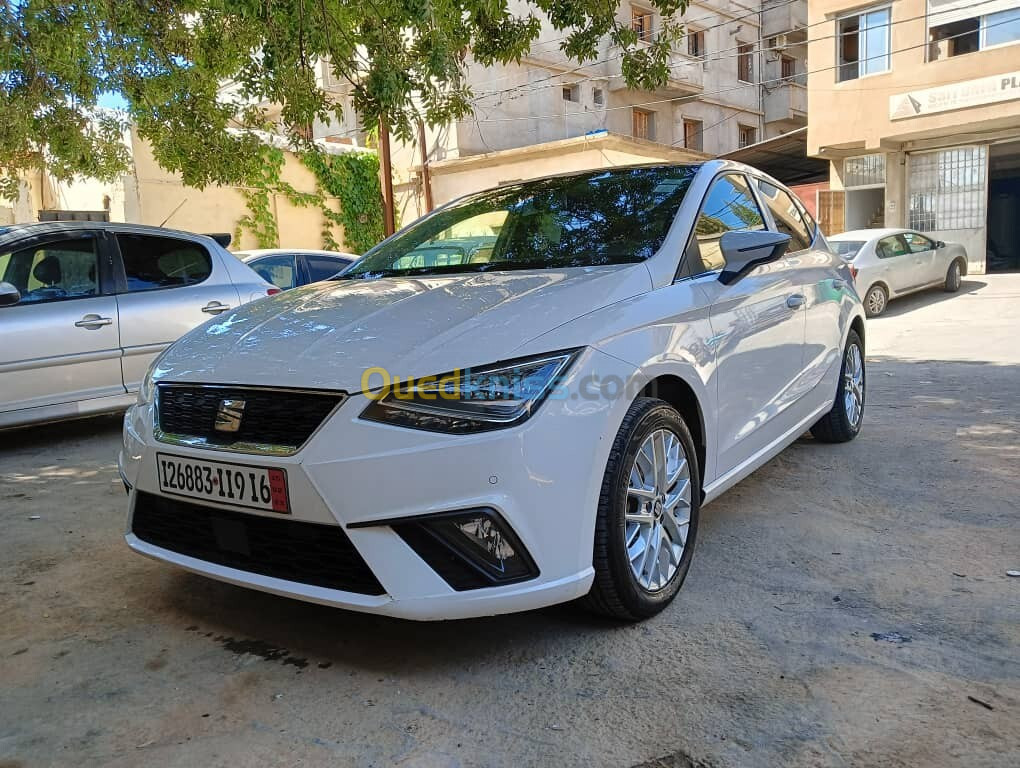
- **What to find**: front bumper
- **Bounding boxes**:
[119,348,636,620]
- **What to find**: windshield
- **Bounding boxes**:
[831,240,865,259]
[340,165,701,279]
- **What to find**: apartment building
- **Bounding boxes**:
[808,0,1020,273]
[313,1,800,213]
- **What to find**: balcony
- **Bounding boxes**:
[606,47,704,94]
[762,1,808,39]
[764,81,807,126]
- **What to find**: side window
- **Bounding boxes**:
[117,234,212,291]
[251,254,297,289]
[691,174,766,272]
[876,235,909,259]
[902,232,934,253]
[0,237,100,305]
[305,254,348,282]
[757,180,813,252]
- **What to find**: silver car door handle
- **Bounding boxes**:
[201,301,232,315]
[786,294,806,309]
[74,314,113,329]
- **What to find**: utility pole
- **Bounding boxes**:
[416,117,434,213]
[378,115,395,237]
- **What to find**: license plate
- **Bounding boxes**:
[156,452,290,514]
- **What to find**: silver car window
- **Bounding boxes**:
[0,237,100,305]
[117,233,212,291]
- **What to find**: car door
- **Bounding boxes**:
[902,231,939,284]
[874,234,916,293]
[0,231,124,414]
[248,253,299,290]
[113,230,241,391]
[692,173,808,476]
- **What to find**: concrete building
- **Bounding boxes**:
[808,0,1020,273]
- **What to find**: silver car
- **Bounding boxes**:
[235,248,356,290]
[0,222,276,429]
[828,228,968,317]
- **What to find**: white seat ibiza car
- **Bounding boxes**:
[120,161,866,621]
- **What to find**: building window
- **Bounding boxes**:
[683,119,703,151]
[738,124,756,148]
[737,42,754,82]
[844,154,886,187]
[632,108,655,141]
[929,6,1020,59]
[838,6,891,82]
[562,85,578,102]
[781,55,796,79]
[908,146,987,232]
[592,87,604,106]
[688,28,706,58]
[632,7,654,42]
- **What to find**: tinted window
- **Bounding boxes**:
[902,232,934,253]
[117,234,212,291]
[876,235,909,259]
[0,237,99,305]
[251,254,297,289]
[757,180,813,252]
[341,166,701,279]
[306,254,351,282]
[691,174,766,272]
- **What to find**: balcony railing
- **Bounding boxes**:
[764,81,807,125]
[606,47,705,94]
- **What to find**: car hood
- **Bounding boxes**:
[157,266,652,391]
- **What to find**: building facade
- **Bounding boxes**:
[808,0,1020,273]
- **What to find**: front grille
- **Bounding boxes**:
[156,384,344,454]
[131,491,385,595]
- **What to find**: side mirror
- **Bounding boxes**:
[936,240,946,249]
[0,281,21,307]
[718,231,792,285]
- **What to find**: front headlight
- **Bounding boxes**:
[137,348,171,405]
[359,349,581,434]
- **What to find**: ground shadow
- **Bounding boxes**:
[873,279,986,318]
[0,413,124,454]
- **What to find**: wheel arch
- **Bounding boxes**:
[635,374,707,495]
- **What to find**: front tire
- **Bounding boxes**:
[811,329,865,443]
[864,284,888,317]
[944,260,962,292]
[584,398,701,621]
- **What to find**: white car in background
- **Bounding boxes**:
[0,223,277,429]
[236,249,357,290]
[828,228,968,317]
[121,161,866,622]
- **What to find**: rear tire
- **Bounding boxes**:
[811,329,865,443]
[864,285,887,318]
[583,398,701,621]
[944,260,962,292]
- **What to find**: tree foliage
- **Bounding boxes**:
[1,0,688,198]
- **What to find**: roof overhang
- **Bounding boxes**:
[720,127,828,185]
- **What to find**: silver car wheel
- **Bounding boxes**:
[625,428,692,592]
[866,286,886,316]
[843,343,864,427]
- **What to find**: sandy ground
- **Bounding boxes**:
[2,275,1019,768]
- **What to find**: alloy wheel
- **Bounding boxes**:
[625,428,692,592]
[843,343,864,427]
[867,287,886,315]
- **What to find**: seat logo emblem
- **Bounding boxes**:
[214,399,246,433]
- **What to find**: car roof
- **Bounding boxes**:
[0,220,225,248]
[829,228,912,241]
[236,248,357,260]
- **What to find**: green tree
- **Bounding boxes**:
[1,0,688,198]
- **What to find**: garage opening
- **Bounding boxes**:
[988,140,1020,272]
[843,154,886,230]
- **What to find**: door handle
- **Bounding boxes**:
[201,301,232,315]
[786,294,806,309]
[74,314,113,329]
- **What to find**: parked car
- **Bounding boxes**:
[0,222,277,429]
[236,249,357,290]
[121,161,866,622]
[828,228,968,317]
